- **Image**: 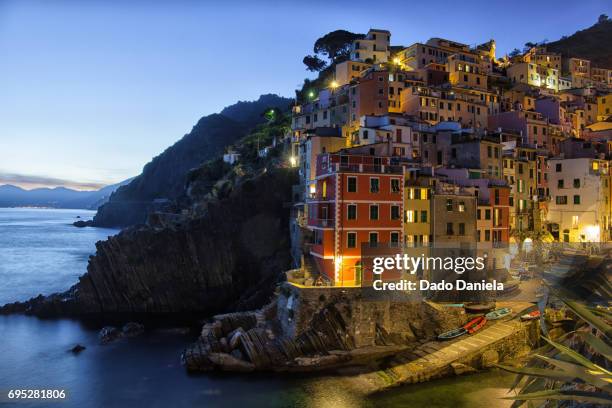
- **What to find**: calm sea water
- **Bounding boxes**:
[0,208,513,407]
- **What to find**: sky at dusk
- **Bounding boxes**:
[1,0,610,190]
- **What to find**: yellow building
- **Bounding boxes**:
[404,173,432,247]
[447,54,487,90]
[523,47,561,70]
[507,62,559,91]
[598,94,612,121]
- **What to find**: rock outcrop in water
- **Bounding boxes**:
[1,168,298,319]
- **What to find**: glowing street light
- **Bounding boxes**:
[330,80,339,89]
[289,156,297,167]
[393,57,401,65]
[308,90,315,99]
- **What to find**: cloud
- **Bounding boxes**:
[0,172,107,191]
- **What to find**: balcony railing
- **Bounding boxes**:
[333,163,404,174]
[309,218,335,228]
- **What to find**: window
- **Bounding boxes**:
[593,161,599,171]
[390,232,400,247]
[494,189,500,205]
[446,222,454,235]
[370,205,379,220]
[370,178,380,193]
[391,205,400,220]
[347,177,357,192]
[347,232,357,248]
[420,210,428,223]
[556,196,567,205]
[573,195,580,205]
[572,216,579,229]
[347,204,357,220]
[446,199,453,211]
[477,209,481,219]
[406,210,415,223]
[369,232,378,247]
[558,179,564,189]
[556,163,562,172]
[487,146,492,158]
[458,202,465,212]
[477,230,481,242]
[573,178,580,188]
[485,209,491,220]
[459,223,465,236]
[391,179,400,193]
[485,230,491,241]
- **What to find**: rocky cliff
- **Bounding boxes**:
[1,167,298,319]
[92,94,292,228]
[182,284,466,373]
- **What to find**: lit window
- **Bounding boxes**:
[406,210,414,223]
[458,202,465,212]
[572,215,579,229]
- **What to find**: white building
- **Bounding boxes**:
[547,157,611,242]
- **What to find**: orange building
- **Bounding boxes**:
[306,152,404,286]
[348,68,389,128]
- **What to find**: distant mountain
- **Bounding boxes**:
[92,94,293,228]
[0,179,131,210]
[547,18,612,69]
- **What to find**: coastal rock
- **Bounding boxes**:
[122,322,145,337]
[228,328,245,350]
[207,352,256,372]
[73,220,93,228]
[1,169,297,319]
[70,344,86,354]
[99,326,122,344]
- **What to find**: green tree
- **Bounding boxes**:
[313,30,364,62]
[302,55,327,72]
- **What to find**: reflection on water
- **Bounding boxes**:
[369,370,514,408]
[0,208,516,407]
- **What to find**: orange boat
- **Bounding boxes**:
[463,316,487,334]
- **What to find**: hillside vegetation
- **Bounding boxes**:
[547,17,612,68]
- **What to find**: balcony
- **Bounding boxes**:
[309,218,335,228]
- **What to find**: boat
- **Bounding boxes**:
[464,316,487,334]
[520,310,541,321]
[437,327,467,340]
[485,307,512,320]
[464,302,496,313]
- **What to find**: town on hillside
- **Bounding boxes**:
[248,26,612,287]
